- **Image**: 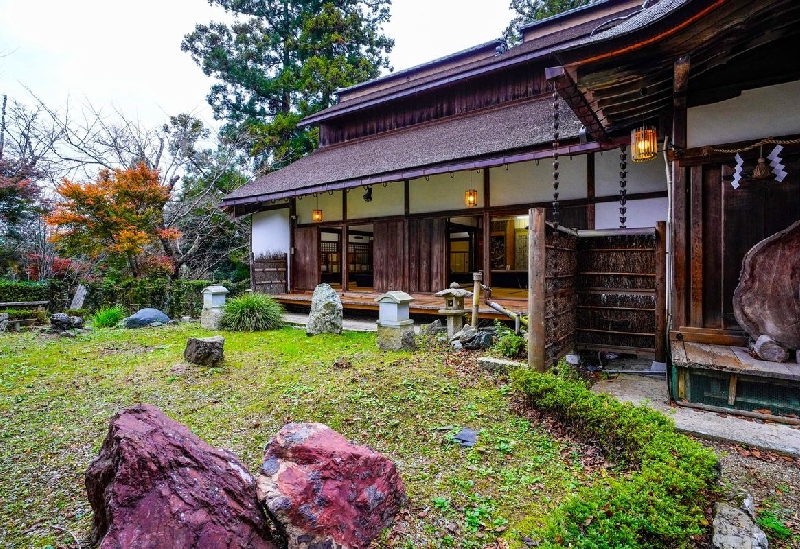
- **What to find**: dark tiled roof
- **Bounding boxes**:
[569,0,690,47]
[301,5,639,126]
[223,97,581,204]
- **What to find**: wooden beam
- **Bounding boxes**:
[586,153,595,229]
[655,221,667,363]
[404,179,410,216]
[341,224,349,291]
[671,55,690,329]
[483,210,491,287]
[528,208,547,372]
[289,198,297,292]
[689,164,704,327]
[546,65,609,142]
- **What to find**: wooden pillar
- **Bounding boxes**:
[671,55,690,329]
[528,207,546,372]
[289,198,297,292]
[403,179,410,290]
[689,165,703,326]
[655,221,667,363]
[340,224,349,291]
[482,169,491,286]
[586,152,596,229]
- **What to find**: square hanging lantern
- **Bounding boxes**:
[465,188,478,207]
[312,209,323,223]
[631,126,658,162]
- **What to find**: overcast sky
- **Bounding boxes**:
[0,0,515,130]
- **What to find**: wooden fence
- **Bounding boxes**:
[528,208,666,371]
[251,253,288,294]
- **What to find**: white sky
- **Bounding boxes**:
[0,0,515,130]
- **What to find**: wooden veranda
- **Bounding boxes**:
[272,288,529,322]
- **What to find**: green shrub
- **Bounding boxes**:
[493,320,527,359]
[93,306,126,328]
[0,281,49,303]
[757,509,792,540]
[1,308,47,323]
[220,292,284,332]
[512,367,719,549]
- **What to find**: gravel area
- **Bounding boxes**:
[703,439,800,548]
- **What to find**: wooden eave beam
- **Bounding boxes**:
[545,65,608,142]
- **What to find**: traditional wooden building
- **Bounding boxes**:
[223,0,800,416]
[221,0,667,302]
[538,0,800,417]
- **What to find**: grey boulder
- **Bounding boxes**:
[306,284,343,336]
[124,308,170,329]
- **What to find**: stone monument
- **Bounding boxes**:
[201,285,228,329]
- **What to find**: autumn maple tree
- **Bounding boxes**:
[47,163,179,278]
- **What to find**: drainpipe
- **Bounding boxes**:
[663,137,673,335]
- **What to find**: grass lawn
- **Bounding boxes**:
[2,324,632,548]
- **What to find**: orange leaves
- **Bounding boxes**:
[46,162,175,276]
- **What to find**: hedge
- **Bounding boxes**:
[512,368,719,549]
[0,278,251,319]
[0,281,50,303]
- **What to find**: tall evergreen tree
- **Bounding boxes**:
[182,0,393,171]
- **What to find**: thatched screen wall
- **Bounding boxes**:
[574,224,666,360]
[252,252,288,294]
[529,209,666,371]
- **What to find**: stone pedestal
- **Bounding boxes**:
[200,307,224,330]
[439,310,466,338]
[377,321,416,351]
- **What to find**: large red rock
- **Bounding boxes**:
[86,404,278,549]
[256,423,406,549]
[733,219,800,350]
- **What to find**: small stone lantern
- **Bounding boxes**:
[375,291,416,350]
[201,285,229,329]
[436,282,473,338]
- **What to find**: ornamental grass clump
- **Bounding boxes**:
[220,292,284,332]
[92,306,126,328]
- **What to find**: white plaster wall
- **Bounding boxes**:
[296,190,343,223]
[688,80,800,148]
[252,208,291,256]
[594,197,667,229]
[347,181,404,220]
[409,171,481,213]
[490,156,587,207]
[594,148,667,197]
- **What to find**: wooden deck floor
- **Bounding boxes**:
[273,288,528,320]
[671,339,800,382]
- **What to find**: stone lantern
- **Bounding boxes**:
[435,282,473,338]
[375,291,416,350]
[201,285,229,329]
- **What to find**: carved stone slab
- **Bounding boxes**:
[733,219,800,349]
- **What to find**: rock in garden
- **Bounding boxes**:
[256,423,406,549]
[306,283,343,336]
[464,330,494,350]
[712,501,768,549]
[50,312,84,331]
[0,313,8,332]
[184,336,225,366]
[420,319,445,335]
[86,404,277,549]
[124,308,170,329]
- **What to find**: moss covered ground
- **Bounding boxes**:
[1,323,701,548]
